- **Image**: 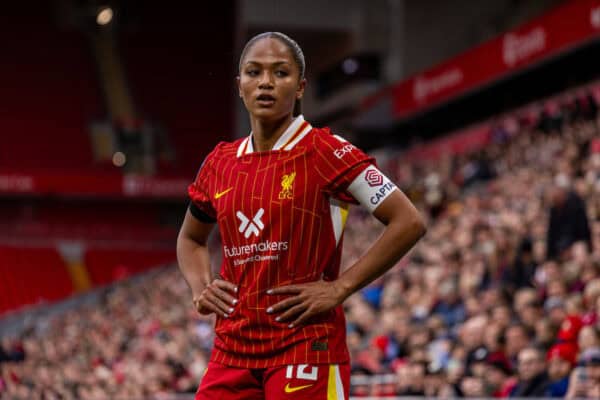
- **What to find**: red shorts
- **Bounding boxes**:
[196,361,350,400]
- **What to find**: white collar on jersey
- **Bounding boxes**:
[236,115,313,157]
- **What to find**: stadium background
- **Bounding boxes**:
[1,0,600,398]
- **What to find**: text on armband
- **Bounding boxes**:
[370,182,396,206]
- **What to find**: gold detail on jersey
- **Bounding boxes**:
[278,172,295,200]
[284,383,314,393]
[214,187,233,199]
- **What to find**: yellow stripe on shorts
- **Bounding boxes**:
[327,365,344,400]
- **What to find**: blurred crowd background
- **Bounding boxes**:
[2,0,600,399]
[343,90,600,398]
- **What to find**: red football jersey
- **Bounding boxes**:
[188,116,374,368]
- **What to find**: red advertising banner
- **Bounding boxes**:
[0,170,189,199]
[378,0,600,119]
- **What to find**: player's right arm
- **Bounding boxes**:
[178,148,238,317]
[177,210,238,318]
[179,148,238,318]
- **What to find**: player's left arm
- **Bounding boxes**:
[268,180,426,327]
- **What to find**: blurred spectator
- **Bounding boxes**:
[491,304,513,330]
[460,374,487,397]
[0,339,25,364]
[557,315,584,345]
[566,366,592,399]
[518,299,543,332]
[0,343,9,364]
[566,347,600,398]
[544,297,567,328]
[431,278,465,327]
[546,176,593,260]
[484,352,517,397]
[395,360,426,396]
[503,237,537,290]
[579,347,600,379]
[483,322,505,354]
[546,342,577,397]
[583,278,600,324]
[505,323,533,367]
[460,153,496,188]
[349,367,372,397]
[578,325,600,353]
[534,317,557,352]
[510,346,551,397]
[423,362,445,397]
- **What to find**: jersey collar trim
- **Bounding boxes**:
[236,115,312,157]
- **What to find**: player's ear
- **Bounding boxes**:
[236,76,242,98]
[296,78,306,100]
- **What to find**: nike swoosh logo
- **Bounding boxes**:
[214,187,233,199]
[284,383,313,393]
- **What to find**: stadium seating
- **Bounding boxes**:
[119,1,235,175]
[0,244,176,315]
[0,246,73,314]
[0,4,104,171]
[0,200,177,243]
[0,197,178,314]
[84,248,176,286]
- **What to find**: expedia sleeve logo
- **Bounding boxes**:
[333,144,355,159]
[347,165,398,213]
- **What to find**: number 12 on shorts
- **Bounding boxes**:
[285,364,318,381]
[282,364,347,399]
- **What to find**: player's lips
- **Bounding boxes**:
[256,93,276,106]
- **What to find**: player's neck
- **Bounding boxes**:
[250,114,294,152]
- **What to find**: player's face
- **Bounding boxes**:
[238,38,305,121]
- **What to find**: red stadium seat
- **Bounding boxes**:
[119,2,234,175]
[84,248,176,286]
[0,246,73,315]
[0,5,104,171]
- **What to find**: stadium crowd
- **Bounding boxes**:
[342,89,600,397]
[1,88,600,399]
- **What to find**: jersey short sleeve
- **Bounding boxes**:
[188,150,218,223]
[313,128,376,203]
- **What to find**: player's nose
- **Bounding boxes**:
[258,71,274,89]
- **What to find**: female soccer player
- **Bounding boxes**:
[177,32,426,400]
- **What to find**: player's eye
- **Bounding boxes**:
[275,70,289,77]
[246,69,259,77]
